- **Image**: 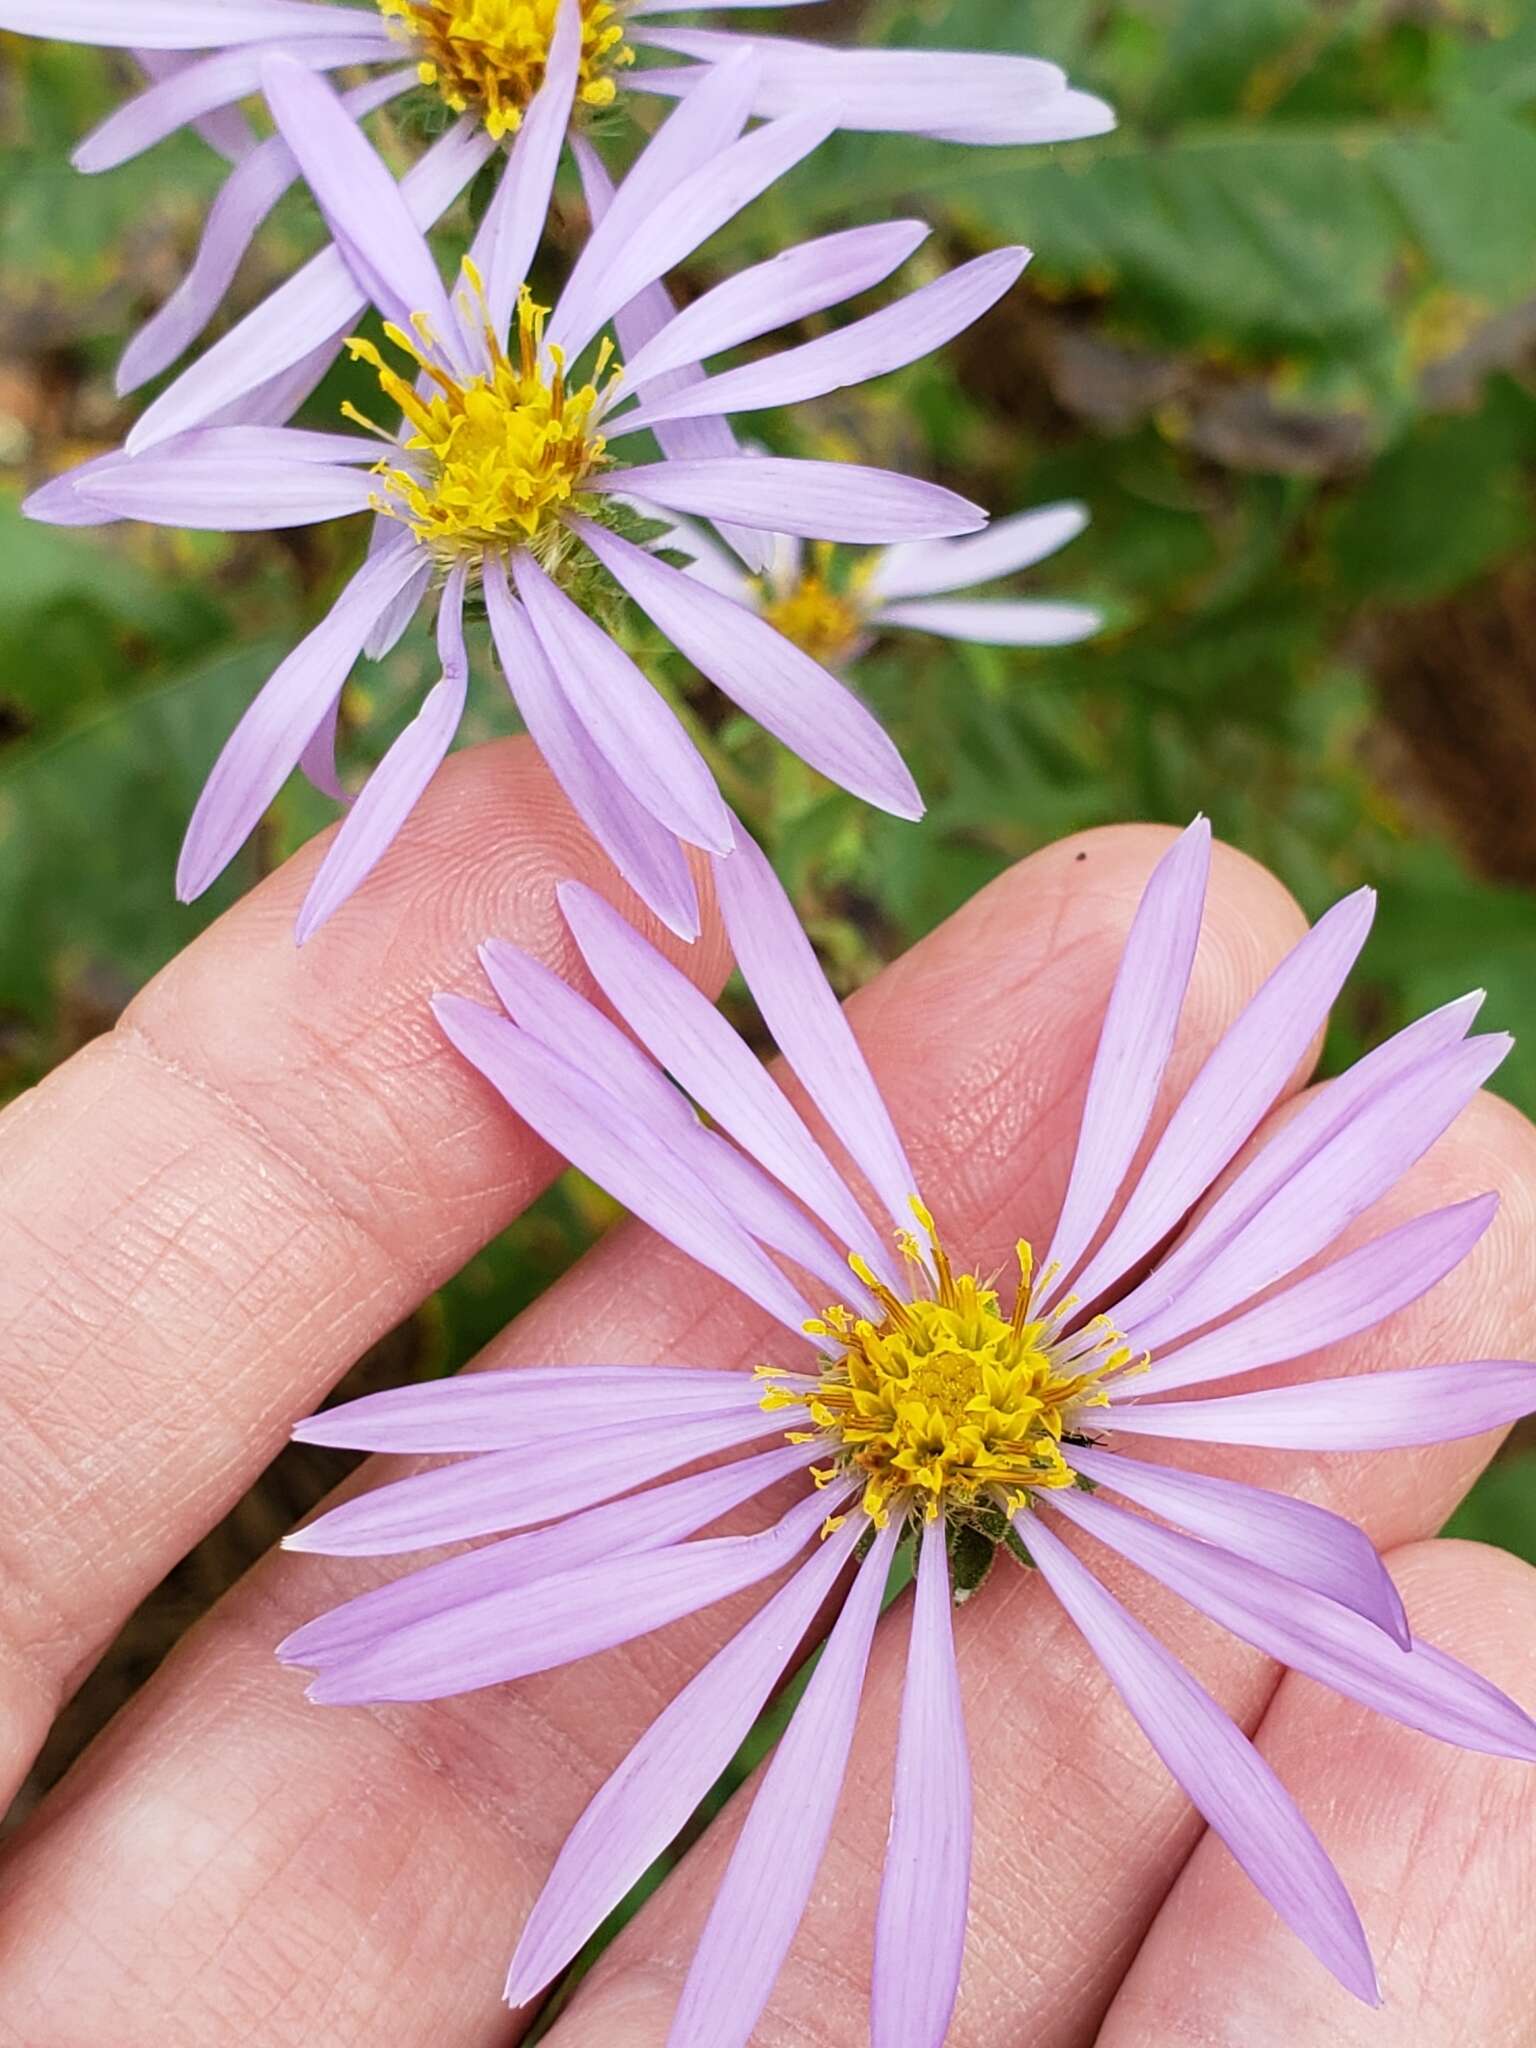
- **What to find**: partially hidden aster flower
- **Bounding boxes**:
[281,816,1536,2041]
[0,0,1112,420]
[673,498,1104,670]
[28,51,1031,942]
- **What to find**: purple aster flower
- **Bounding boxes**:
[281,816,1536,2039]
[27,53,1032,942]
[1,0,1112,421]
[671,497,1103,670]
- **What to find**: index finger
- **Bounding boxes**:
[0,737,727,1801]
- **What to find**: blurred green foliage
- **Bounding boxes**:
[1,0,1534,1579]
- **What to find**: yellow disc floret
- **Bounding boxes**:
[760,567,866,670]
[380,0,634,138]
[762,1203,1140,1528]
[345,279,617,562]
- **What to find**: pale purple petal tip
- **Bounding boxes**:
[1029,1512,1380,2006]
[1041,817,1210,1301]
[1053,1486,1536,1767]
[1110,1359,1536,1451]
[1073,1444,1409,1646]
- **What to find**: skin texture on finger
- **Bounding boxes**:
[539,1086,1536,2032]
[1095,1537,1536,2047]
[0,737,727,1803]
[0,825,1309,2048]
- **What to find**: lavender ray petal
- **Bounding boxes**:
[1040,820,1210,1300]
[549,52,760,360]
[1138,1195,1499,1398]
[4,0,380,49]
[361,519,432,658]
[606,249,1030,440]
[26,427,372,520]
[262,55,461,357]
[1109,990,1485,1338]
[633,33,1116,144]
[76,452,377,528]
[131,45,254,162]
[573,135,766,572]
[282,1439,819,1673]
[872,1517,971,2048]
[550,106,833,364]
[1071,1445,1407,1644]
[478,937,863,1306]
[484,555,701,940]
[188,424,384,463]
[621,220,931,388]
[505,1510,864,2003]
[73,35,384,172]
[868,501,1090,603]
[117,68,414,393]
[511,551,732,853]
[1107,1360,1536,1452]
[712,817,921,1243]
[1122,1033,1511,1358]
[129,118,495,451]
[571,518,923,819]
[285,1403,797,1560]
[662,513,756,599]
[293,1362,762,1453]
[932,87,1117,147]
[555,879,893,1276]
[596,458,984,544]
[1051,1486,1536,1764]
[298,690,345,802]
[466,0,581,345]
[871,596,1103,645]
[630,28,1067,130]
[1061,889,1378,1314]
[208,328,345,429]
[295,565,470,943]
[24,450,133,526]
[1027,1512,1379,2005]
[303,1485,836,1703]
[432,990,814,1331]
[176,536,422,901]
[667,1519,900,2048]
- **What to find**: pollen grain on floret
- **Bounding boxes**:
[379,0,635,138]
[761,1201,1143,1530]
[344,277,619,565]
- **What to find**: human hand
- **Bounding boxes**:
[1,754,1533,2047]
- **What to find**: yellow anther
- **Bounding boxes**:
[760,567,866,670]
[379,0,634,138]
[354,282,617,562]
[765,1219,1127,1530]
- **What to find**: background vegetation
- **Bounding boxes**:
[3,0,1535,1829]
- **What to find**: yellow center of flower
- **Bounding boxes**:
[379,0,634,138]
[762,1205,1138,1528]
[345,281,617,561]
[760,570,865,670]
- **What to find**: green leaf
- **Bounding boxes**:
[1443,1453,1536,1566]
[0,643,279,1052]
[0,498,229,732]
